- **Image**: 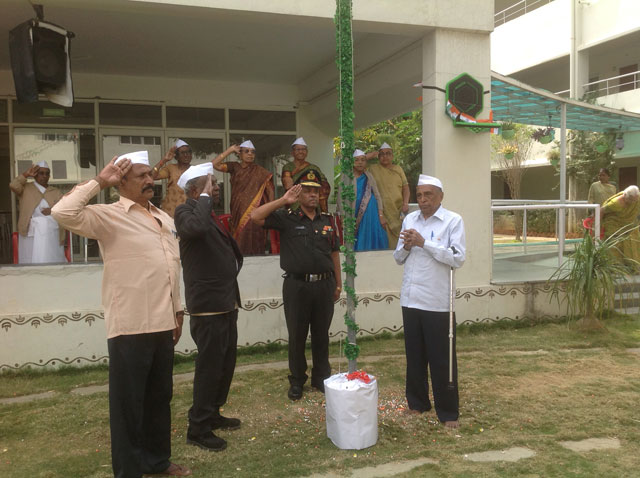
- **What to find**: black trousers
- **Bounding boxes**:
[188,310,238,436]
[283,276,335,387]
[107,331,174,478]
[402,307,459,422]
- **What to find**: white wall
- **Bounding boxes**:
[133,0,494,33]
[581,0,640,49]
[0,70,299,110]
[492,0,640,77]
[596,89,640,114]
[491,0,570,75]
[422,29,493,289]
[0,253,562,370]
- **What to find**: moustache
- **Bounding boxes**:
[142,185,154,192]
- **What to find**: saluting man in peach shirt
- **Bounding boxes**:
[52,152,191,478]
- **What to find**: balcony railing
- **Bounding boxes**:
[494,0,554,27]
[555,70,640,98]
[491,200,600,283]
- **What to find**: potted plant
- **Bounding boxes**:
[499,144,518,159]
[595,137,610,153]
[532,127,555,144]
[549,228,636,330]
[500,121,515,139]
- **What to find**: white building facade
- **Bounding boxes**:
[491,0,640,198]
[0,0,563,370]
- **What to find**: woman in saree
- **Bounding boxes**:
[588,168,616,206]
[600,185,640,266]
[214,140,275,255]
[352,150,388,251]
[281,137,331,212]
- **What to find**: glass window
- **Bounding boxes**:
[12,100,94,125]
[0,100,7,123]
[99,103,162,127]
[0,126,11,264]
[10,128,98,265]
[14,128,97,191]
[166,106,225,129]
[229,134,296,197]
[229,109,295,131]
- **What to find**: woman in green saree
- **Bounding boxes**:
[600,185,640,266]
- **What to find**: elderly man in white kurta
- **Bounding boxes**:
[9,160,65,263]
[393,174,465,428]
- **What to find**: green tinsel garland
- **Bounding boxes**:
[335,0,359,362]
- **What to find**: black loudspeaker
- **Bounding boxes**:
[32,25,67,88]
[9,21,38,103]
[9,20,73,105]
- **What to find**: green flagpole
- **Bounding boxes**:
[335,0,359,373]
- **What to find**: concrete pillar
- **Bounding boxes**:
[421,29,492,287]
[570,0,589,99]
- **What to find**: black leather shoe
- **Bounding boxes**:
[311,381,325,393]
[288,384,303,401]
[212,416,241,431]
[186,432,227,452]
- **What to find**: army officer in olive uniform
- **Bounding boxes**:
[251,170,342,401]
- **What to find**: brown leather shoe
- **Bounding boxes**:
[145,462,192,476]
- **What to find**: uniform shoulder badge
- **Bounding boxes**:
[321,211,333,217]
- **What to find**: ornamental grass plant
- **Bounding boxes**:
[549,226,638,330]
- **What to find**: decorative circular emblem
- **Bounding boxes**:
[308,172,316,180]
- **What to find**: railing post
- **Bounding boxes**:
[490,207,494,282]
[594,204,600,244]
[84,237,88,263]
[523,207,528,254]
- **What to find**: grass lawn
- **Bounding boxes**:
[1,315,639,477]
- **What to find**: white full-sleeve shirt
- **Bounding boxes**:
[393,206,466,312]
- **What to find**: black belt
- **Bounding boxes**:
[284,272,333,282]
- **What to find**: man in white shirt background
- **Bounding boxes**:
[393,174,465,428]
[9,160,65,264]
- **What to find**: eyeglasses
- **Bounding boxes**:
[379,151,393,156]
[178,149,193,155]
[292,147,307,152]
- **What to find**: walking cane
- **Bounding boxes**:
[448,246,458,391]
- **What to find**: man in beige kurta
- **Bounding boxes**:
[9,161,65,264]
[52,152,191,478]
[367,143,410,248]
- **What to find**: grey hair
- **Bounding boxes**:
[623,185,640,199]
[183,177,202,196]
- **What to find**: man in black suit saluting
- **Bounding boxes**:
[175,163,243,452]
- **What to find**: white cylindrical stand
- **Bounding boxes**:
[324,372,378,450]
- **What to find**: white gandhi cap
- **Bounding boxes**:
[115,151,149,166]
[177,162,214,190]
[417,174,443,191]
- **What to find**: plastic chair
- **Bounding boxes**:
[64,231,71,262]
[269,229,280,254]
[217,214,232,234]
[12,231,72,264]
[12,232,18,264]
